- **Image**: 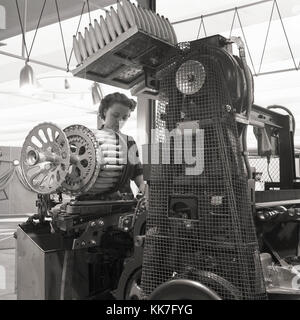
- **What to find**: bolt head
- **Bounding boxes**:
[135,236,144,247]
[184,221,192,228]
[225,104,232,112]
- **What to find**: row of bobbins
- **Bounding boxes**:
[73,0,177,65]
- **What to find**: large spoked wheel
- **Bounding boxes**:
[149,279,222,300]
[21,123,70,194]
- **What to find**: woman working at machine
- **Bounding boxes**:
[92,92,147,200]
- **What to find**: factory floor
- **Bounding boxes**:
[0,216,27,300]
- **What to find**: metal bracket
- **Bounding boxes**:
[72,218,104,250]
[118,213,134,232]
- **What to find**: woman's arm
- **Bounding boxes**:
[134,174,148,210]
[134,174,146,194]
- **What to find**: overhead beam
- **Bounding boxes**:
[172,0,274,25]
[0,49,66,71]
[0,0,116,41]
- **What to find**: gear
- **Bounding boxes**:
[61,125,102,195]
[21,123,128,196]
[21,122,70,194]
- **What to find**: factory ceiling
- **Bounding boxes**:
[0,0,115,41]
[0,0,300,147]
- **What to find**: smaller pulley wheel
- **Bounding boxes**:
[61,125,102,195]
[21,122,70,194]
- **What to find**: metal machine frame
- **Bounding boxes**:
[15,0,300,300]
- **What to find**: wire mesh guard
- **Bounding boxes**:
[141,43,267,300]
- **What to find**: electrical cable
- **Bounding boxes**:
[67,2,86,67]
[267,105,296,136]
[27,0,47,59]
[229,9,237,38]
[259,0,275,73]
[15,0,29,59]
[196,16,207,39]
[242,126,252,179]
[55,0,69,71]
[230,36,253,179]
[274,0,298,70]
[236,9,257,75]
[15,0,46,61]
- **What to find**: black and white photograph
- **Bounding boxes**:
[0,0,300,304]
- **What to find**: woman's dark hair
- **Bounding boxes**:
[98,92,137,120]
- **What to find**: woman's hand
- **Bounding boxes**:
[136,183,149,211]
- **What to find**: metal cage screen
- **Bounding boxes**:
[141,42,267,300]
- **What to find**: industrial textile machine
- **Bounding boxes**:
[17,10,300,298]
[17,123,147,299]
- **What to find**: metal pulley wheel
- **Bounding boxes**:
[21,122,70,194]
[61,125,102,195]
[175,60,206,95]
[21,122,128,195]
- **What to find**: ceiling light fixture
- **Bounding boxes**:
[91,82,103,105]
[64,78,70,89]
[19,61,36,94]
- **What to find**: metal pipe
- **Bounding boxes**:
[0,50,67,71]
[230,36,253,179]
[172,0,273,25]
[255,67,298,76]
